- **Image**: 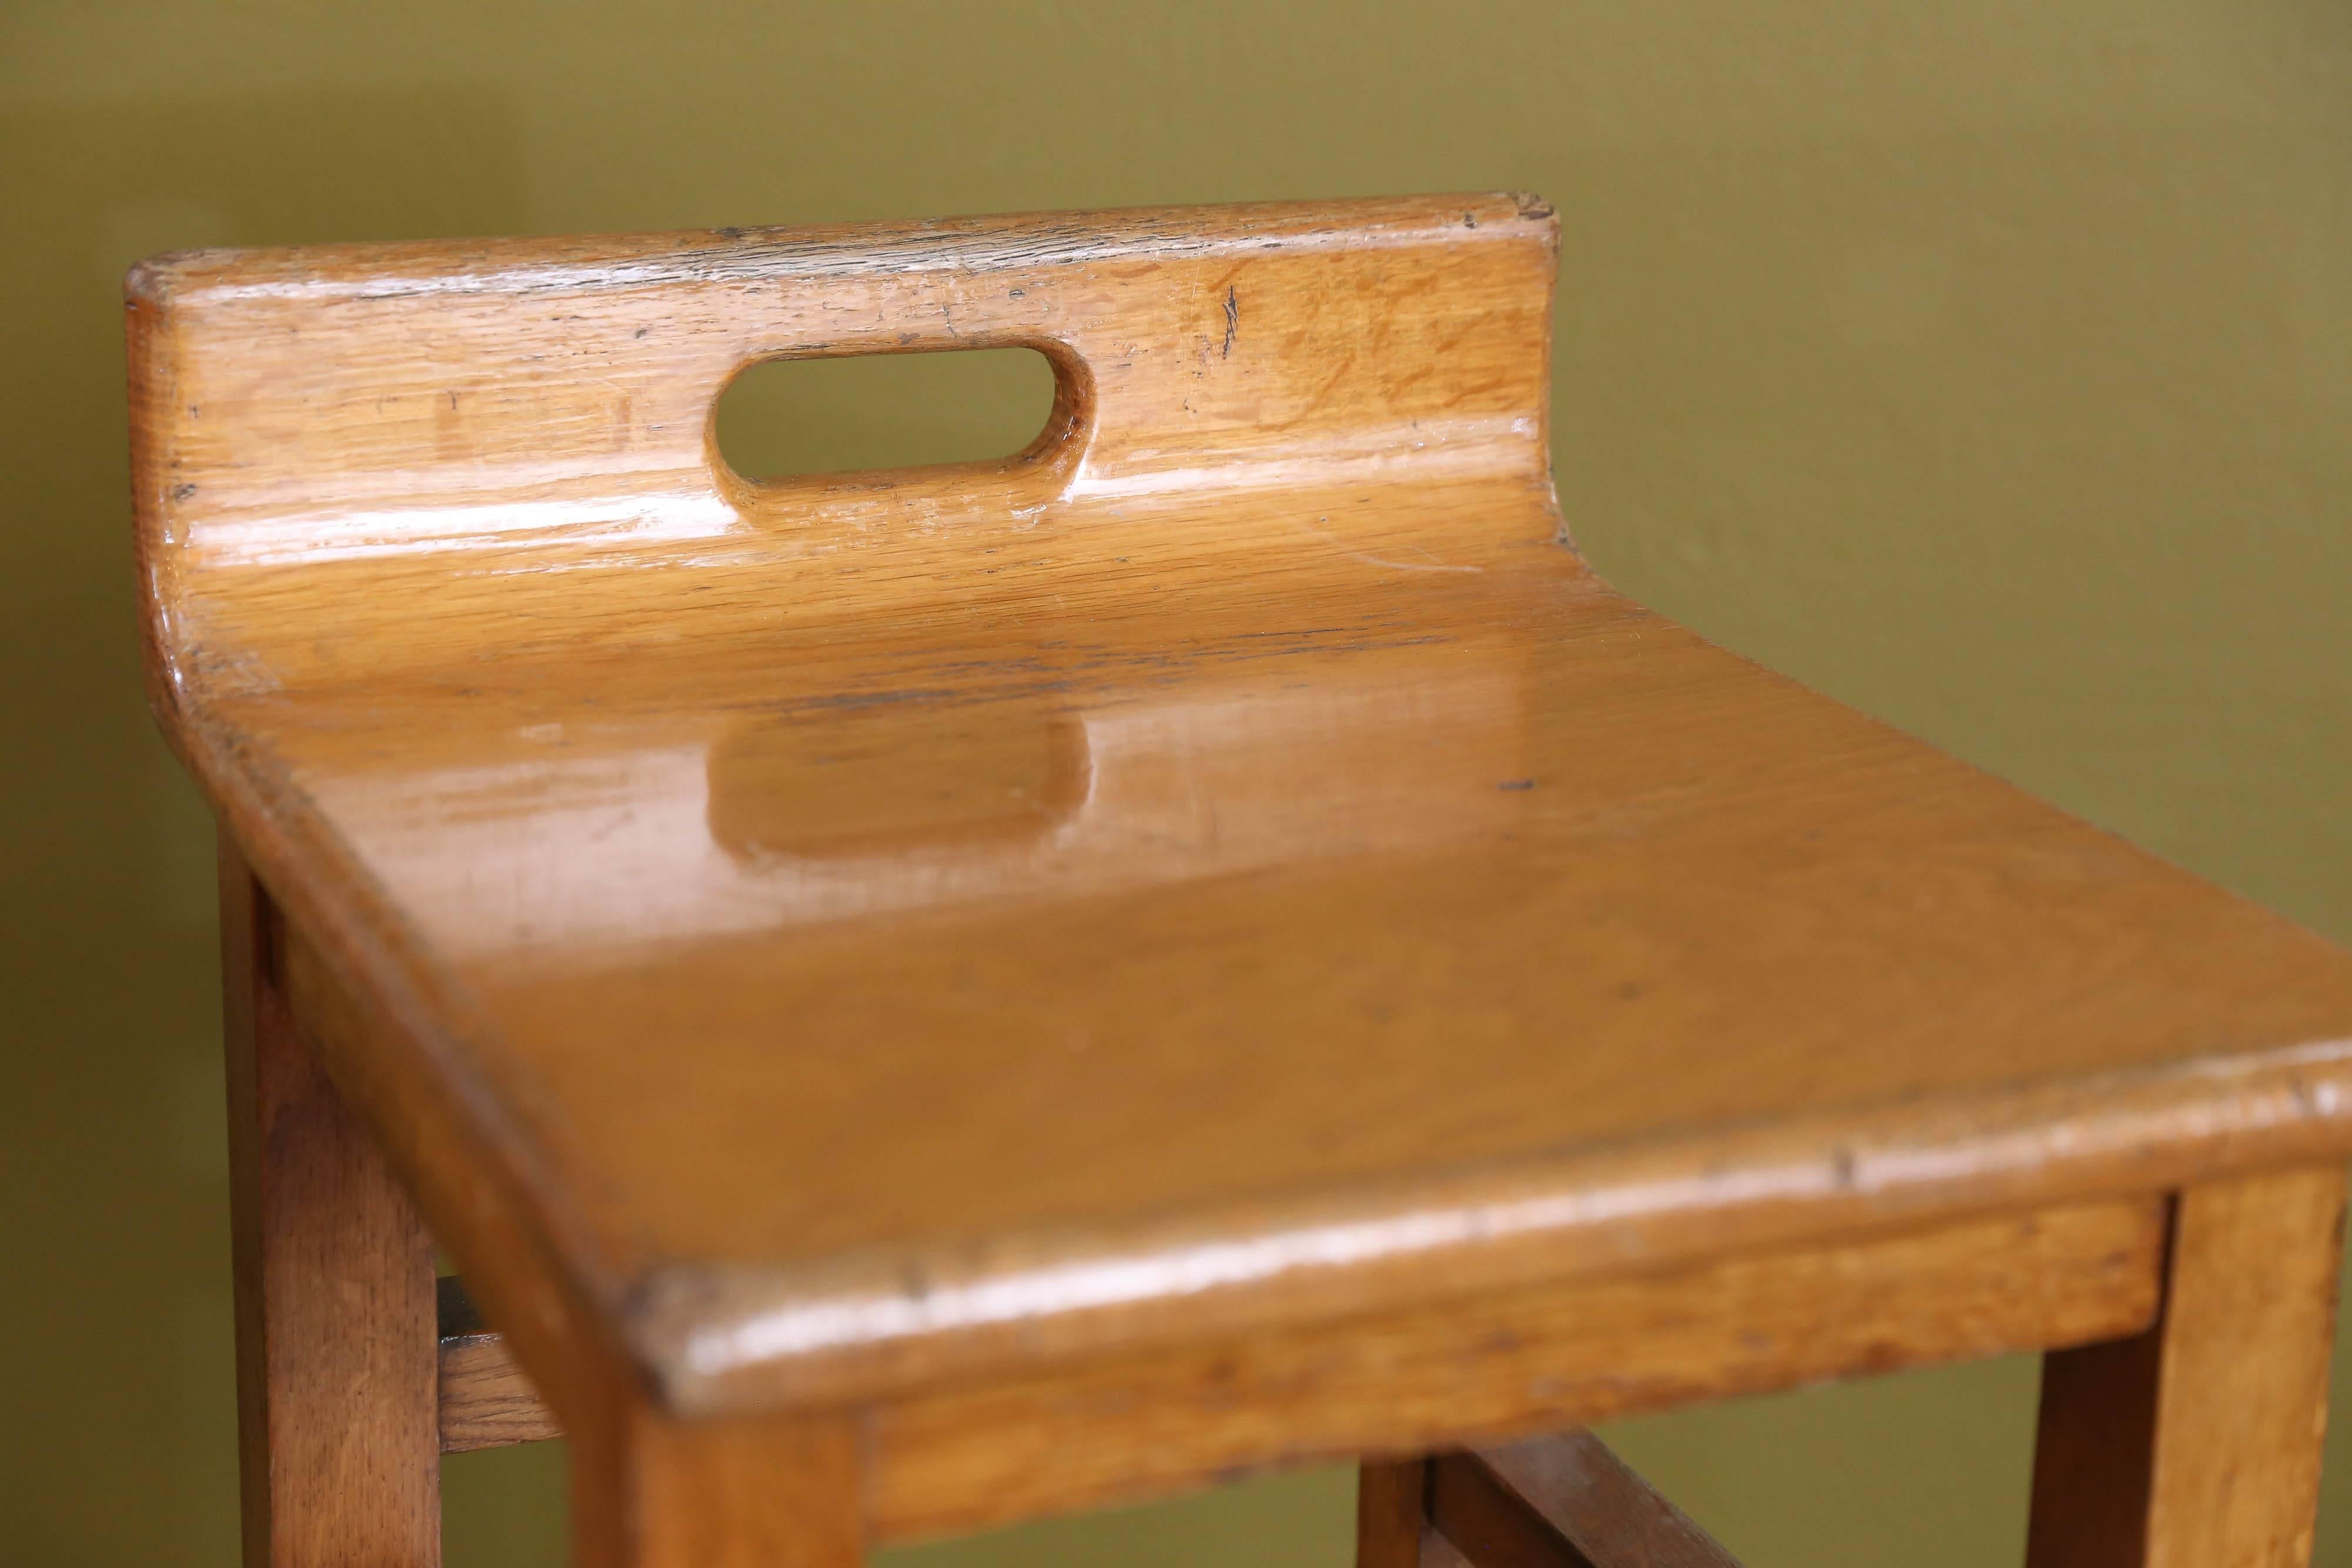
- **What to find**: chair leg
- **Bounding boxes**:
[222,838,442,1568]
[2026,1166,2346,1568]
[1358,1458,1431,1568]
[1360,1435,1743,1567]
[570,1405,863,1568]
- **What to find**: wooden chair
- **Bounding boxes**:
[130,194,2352,1567]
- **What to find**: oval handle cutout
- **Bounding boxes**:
[714,347,1061,483]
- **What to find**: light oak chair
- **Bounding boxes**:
[131,194,2352,1567]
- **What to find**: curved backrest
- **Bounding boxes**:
[126,194,1561,714]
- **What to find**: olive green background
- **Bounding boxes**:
[7,0,2352,1562]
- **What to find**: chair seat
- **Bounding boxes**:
[131,194,2352,1427]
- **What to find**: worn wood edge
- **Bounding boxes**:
[633,1045,2352,1415]
[863,1197,2163,1542]
[1466,1430,1743,1567]
[259,806,2352,1424]
[413,1198,2161,1537]
[239,757,2352,1425]
[439,1276,563,1453]
[126,192,1561,695]
[123,191,1555,306]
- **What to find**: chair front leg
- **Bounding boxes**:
[2028,1166,2347,1568]
[222,837,442,1568]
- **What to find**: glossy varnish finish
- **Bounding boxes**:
[130,197,2352,1559]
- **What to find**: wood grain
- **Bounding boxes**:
[2026,1167,2347,1568]
[1468,1431,1742,1567]
[335,1198,2169,1549]
[571,1405,862,1568]
[868,1199,2161,1542]
[263,588,2352,1419]
[437,1276,562,1453]
[220,839,440,1567]
[133,197,2352,1435]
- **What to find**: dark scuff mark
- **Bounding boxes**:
[1221,285,1239,358]
[1498,778,1535,791]
[172,483,197,502]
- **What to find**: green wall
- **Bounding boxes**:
[6,1,2351,1562]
